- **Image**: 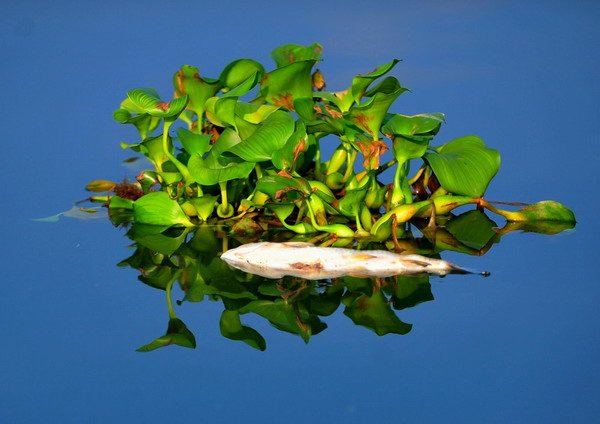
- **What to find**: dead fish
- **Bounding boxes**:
[220,242,489,279]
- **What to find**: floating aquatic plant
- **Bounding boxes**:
[87,43,574,242]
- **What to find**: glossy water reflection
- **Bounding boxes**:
[114,210,572,352]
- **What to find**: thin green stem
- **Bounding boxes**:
[162,118,194,185]
[165,272,180,319]
[254,163,263,180]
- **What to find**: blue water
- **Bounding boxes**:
[2,1,599,423]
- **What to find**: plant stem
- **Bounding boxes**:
[165,271,181,319]
[162,118,194,185]
[219,181,229,214]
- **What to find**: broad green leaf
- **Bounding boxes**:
[256,173,312,200]
[176,127,212,156]
[235,102,280,124]
[133,192,193,227]
[383,113,445,137]
[127,88,189,118]
[136,318,196,351]
[351,59,400,103]
[109,196,133,209]
[271,121,308,170]
[294,97,317,121]
[188,195,217,222]
[188,152,255,186]
[113,108,160,139]
[120,135,169,169]
[229,111,295,161]
[219,309,266,351]
[384,113,445,162]
[222,71,261,98]
[260,60,316,110]
[346,85,409,139]
[364,76,403,97]
[212,127,243,154]
[271,43,322,68]
[424,136,501,197]
[173,65,221,118]
[220,58,265,89]
[497,200,576,223]
[337,173,372,217]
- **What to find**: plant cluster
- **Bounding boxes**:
[93,44,574,242]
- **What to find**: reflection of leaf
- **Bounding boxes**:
[344,290,412,336]
[392,276,434,310]
[127,224,188,255]
[445,210,498,250]
[136,318,196,352]
[424,136,501,197]
[239,299,314,342]
[220,310,266,351]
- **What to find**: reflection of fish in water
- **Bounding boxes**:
[221,242,490,279]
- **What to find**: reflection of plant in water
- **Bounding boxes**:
[117,214,564,352]
[83,43,574,245]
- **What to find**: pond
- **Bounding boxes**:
[2,2,599,423]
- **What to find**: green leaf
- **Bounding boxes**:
[351,59,400,103]
[219,58,265,90]
[127,88,189,118]
[133,192,193,227]
[188,152,255,186]
[188,195,218,222]
[383,113,445,137]
[271,121,308,170]
[173,65,221,118]
[424,135,501,197]
[346,84,409,139]
[271,43,322,68]
[136,318,196,352]
[384,113,445,162]
[109,195,134,209]
[228,111,295,161]
[219,310,266,351]
[260,60,316,110]
[256,173,312,200]
[338,173,372,217]
[176,127,212,156]
[495,200,577,223]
